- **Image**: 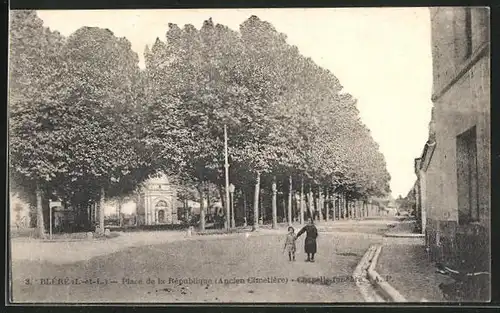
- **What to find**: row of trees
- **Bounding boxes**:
[9,11,391,237]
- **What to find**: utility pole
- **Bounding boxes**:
[224,124,230,230]
[229,183,235,228]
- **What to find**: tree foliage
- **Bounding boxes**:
[9,12,392,229]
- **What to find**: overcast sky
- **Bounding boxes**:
[37,8,433,201]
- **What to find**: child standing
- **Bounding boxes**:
[283,226,297,261]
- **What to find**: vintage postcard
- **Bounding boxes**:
[8,7,490,303]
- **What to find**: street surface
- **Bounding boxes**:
[11,219,393,303]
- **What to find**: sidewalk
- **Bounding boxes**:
[375,243,447,302]
[383,218,424,239]
[374,218,445,302]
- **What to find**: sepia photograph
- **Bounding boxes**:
[7,7,490,303]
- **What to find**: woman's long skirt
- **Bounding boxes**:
[304,237,317,254]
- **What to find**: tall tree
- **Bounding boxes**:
[9,10,66,237]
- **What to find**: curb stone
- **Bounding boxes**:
[367,245,407,302]
[353,245,384,302]
[384,233,424,238]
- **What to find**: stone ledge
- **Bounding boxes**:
[384,233,424,238]
[367,245,407,302]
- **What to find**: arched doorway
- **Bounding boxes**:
[155,200,168,223]
[157,210,165,223]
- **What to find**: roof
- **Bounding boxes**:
[146,173,170,185]
[417,140,436,173]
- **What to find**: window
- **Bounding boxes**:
[453,8,472,62]
[471,7,490,50]
[465,8,473,57]
[456,126,479,224]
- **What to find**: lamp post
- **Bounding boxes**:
[229,183,235,228]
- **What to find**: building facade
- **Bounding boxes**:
[423,7,490,271]
[414,139,435,235]
[136,174,179,225]
[9,192,31,228]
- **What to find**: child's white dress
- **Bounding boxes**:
[284,234,297,253]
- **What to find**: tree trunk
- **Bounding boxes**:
[252,172,261,231]
[218,185,225,216]
[325,188,329,222]
[288,175,293,226]
[314,187,318,221]
[350,199,353,219]
[304,190,309,218]
[183,198,187,221]
[346,197,350,219]
[314,189,318,220]
[243,191,247,226]
[282,196,286,223]
[272,176,277,229]
[283,193,287,220]
[318,186,324,221]
[304,193,309,218]
[346,194,350,219]
[198,183,206,231]
[347,195,350,219]
[118,199,123,227]
[308,185,314,221]
[336,192,340,220]
[348,199,352,219]
[332,192,336,221]
[99,187,105,233]
[337,193,341,219]
[300,178,304,224]
[207,188,211,216]
[35,184,45,239]
[260,188,264,224]
[341,192,345,219]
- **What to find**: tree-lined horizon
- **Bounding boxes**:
[9,11,391,237]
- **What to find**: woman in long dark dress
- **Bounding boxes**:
[296,218,318,262]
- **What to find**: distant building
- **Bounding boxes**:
[386,199,398,216]
[412,164,423,233]
[136,174,179,225]
[11,174,182,231]
[420,7,490,271]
